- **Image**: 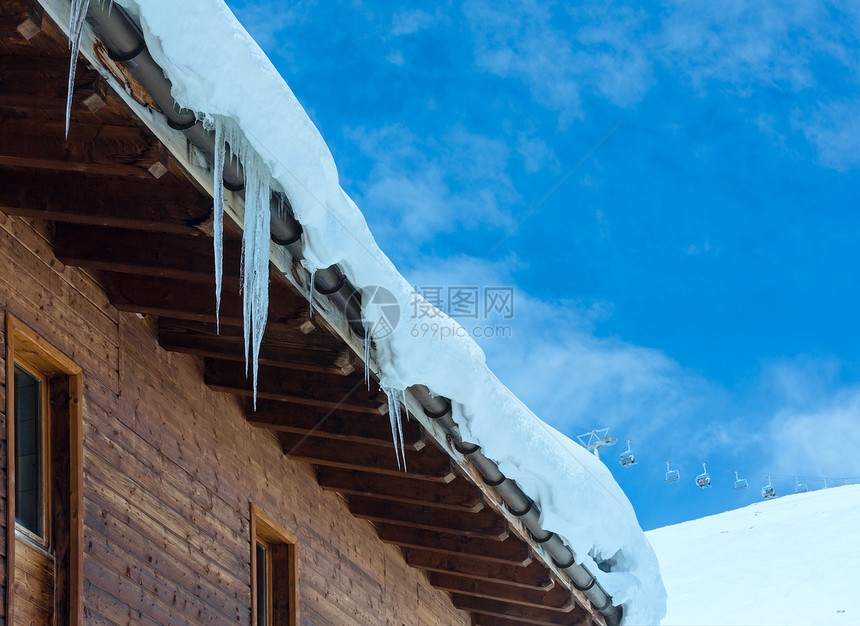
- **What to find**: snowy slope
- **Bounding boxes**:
[647,485,860,625]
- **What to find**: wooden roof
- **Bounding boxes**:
[0,2,605,624]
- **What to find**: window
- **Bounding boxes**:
[5,313,83,625]
[14,363,47,541]
[250,504,298,626]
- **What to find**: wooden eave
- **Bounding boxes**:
[0,2,604,624]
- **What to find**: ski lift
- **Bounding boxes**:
[619,440,636,467]
[695,463,711,488]
[795,477,808,494]
[762,476,776,499]
[733,471,748,491]
[665,461,680,483]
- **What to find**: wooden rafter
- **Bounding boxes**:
[206,359,382,413]
[105,274,303,330]
[402,549,554,591]
[425,572,575,610]
[279,433,455,481]
[317,467,482,511]
[0,117,162,178]
[348,498,508,540]
[373,524,533,566]
[54,223,242,282]
[451,594,587,626]
[0,169,211,234]
[249,404,423,449]
[158,319,352,377]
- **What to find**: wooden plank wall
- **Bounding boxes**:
[0,211,470,625]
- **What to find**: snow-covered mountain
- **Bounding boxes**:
[646,484,860,625]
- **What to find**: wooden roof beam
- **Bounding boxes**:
[402,549,554,591]
[426,572,575,610]
[349,498,508,541]
[316,467,481,511]
[451,594,588,626]
[0,117,164,178]
[278,433,455,482]
[250,402,423,450]
[158,319,354,377]
[54,223,242,282]
[105,274,304,331]
[205,359,382,414]
[0,169,211,234]
[373,524,533,567]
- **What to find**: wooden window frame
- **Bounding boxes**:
[5,313,84,625]
[250,503,298,626]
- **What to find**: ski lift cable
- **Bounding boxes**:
[666,461,860,485]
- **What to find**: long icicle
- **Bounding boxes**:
[382,386,407,471]
[364,332,371,389]
[241,153,270,410]
[213,118,226,333]
[66,0,91,137]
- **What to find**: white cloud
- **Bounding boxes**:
[795,100,860,171]
[390,8,446,36]
[462,0,653,121]
[765,389,860,480]
[344,124,518,247]
[460,0,860,169]
[751,357,860,480]
[657,0,822,92]
[399,253,719,444]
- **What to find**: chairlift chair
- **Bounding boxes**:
[665,461,680,483]
[762,476,776,499]
[695,463,711,488]
[795,477,808,493]
[733,471,748,491]
[619,440,636,467]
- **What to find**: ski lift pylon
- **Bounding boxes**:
[619,440,635,467]
[733,471,748,491]
[795,477,808,494]
[762,475,776,499]
[695,463,711,488]
[665,461,680,483]
[576,428,617,459]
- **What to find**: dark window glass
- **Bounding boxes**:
[14,365,43,538]
[256,541,268,626]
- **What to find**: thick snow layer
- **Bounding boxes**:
[647,485,860,625]
[111,1,666,621]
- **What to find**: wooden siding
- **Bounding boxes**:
[0,212,470,625]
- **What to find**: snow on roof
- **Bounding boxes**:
[647,485,860,625]
[116,0,666,622]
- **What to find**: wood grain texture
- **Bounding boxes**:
[0,212,471,625]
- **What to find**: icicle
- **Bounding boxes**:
[215,122,271,409]
[308,268,316,319]
[66,0,91,137]
[242,156,270,410]
[382,386,407,471]
[364,333,371,389]
[213,118,226,333]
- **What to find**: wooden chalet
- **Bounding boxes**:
[0,1,626,624]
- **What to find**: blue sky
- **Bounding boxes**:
[224,0,860,530]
